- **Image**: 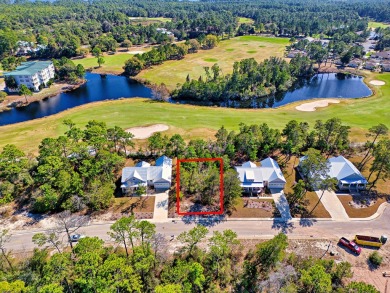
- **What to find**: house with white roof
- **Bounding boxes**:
[121,156,172,194]
[235,158,286,195]
[299,155,367,191]
[327,156,367,191]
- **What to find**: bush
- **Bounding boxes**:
[0,91,7,102]
[368,251,383,267]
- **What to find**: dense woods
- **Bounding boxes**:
[1,118,388,213]
[0,225,381,292]
[1,0,389,60]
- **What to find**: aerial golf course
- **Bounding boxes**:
[1,36,389,154]
[0,71,388,154]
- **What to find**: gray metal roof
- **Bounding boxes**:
[121,156,172,187]
[4,61,53,76]
[328,156,367,184]
[235,157,286,186]
[156,155,172,167]
[260,158,286,183]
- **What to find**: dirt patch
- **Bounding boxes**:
[295,99,340,112]
[338,194,388,218]
[126,124,169,139]
[110,196,155,214]
[282,156,332,218]
[230,198,276,218]
[369,80,386,86]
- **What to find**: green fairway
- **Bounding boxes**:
[368,21,390,29]
[204,58,218,62]
[1,73,388,154]
[237,17,254,24]
[74,49,149,74]
[137,36,289,90]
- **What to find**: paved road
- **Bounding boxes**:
[5,204,390,252]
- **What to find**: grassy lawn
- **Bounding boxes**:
[74,49,149,74]
[0,72,389,155]
[237,17,254,24]
[368,21,390,29]
[229,198,276,218]
[137,36,289,90]
[337,194,388,218]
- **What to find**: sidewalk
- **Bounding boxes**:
[315,190,349,220]
[152,191,169,222]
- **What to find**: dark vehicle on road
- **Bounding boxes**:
[70,234,85,242]
[339,237,362,255]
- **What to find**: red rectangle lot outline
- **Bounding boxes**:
[176,157,224,216]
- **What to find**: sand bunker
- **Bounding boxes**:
[127,50,145,54]
[369,80,385,86]
[296,99,340,112]
[126,124,169,139]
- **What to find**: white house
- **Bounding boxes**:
[4,61,55,92]
[347,59,362,69]
[364,61,378,70]
[287,50,307,58]
[235,158,286,195]
[382,62,390,72]
[121,156,172,193]
[327,156,367,191]
[299,155,367,191]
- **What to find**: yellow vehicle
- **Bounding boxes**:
[354,235,386,248]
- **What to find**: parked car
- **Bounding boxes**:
[339,237,362,255]
[70,234,85,242]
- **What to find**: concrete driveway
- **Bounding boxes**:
[153,191,169,222]
[271,189,292,220]
[315,190,349,220]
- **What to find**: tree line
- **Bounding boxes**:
[172,55,314,102]
[1,0,390,60]
[0,119,388,213]
[0,221,381,292]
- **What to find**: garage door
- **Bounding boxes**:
[154,183,170,189]
[269,183,284,188]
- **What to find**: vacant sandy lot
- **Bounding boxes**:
[126,124,169,139]
[296,99,340,112]
[370,80,386,86]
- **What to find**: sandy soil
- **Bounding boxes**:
[296,99,340,112]
[126,124,169,139]
[127,50,145,54]
[370,80,386,86]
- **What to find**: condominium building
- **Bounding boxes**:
[4,61,55,92]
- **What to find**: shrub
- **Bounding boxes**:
[0,91,7,102]
[368,251,383,267]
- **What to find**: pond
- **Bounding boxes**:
[0,72,372,126]
[176,73,373,108]
[0,73,152,126]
